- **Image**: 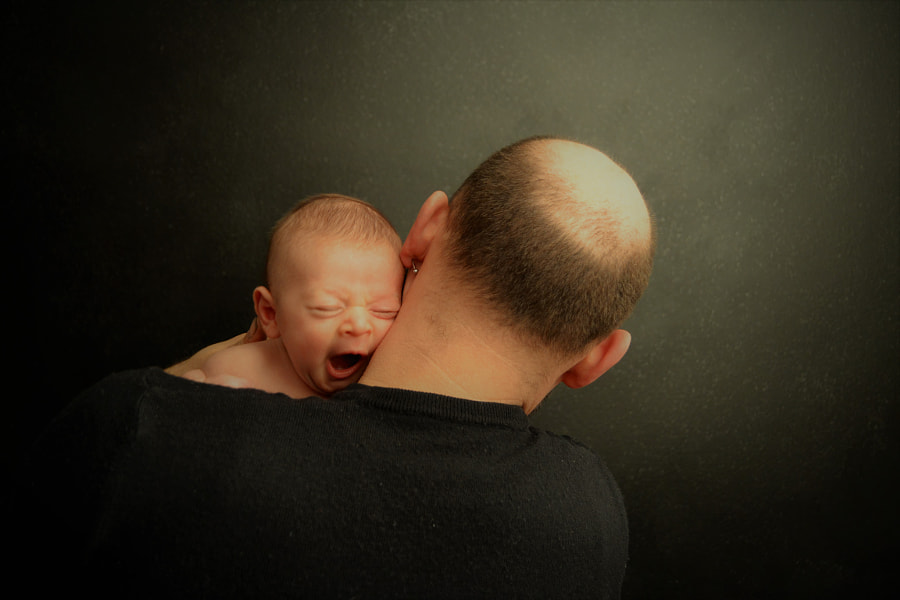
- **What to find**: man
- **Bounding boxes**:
[15,137,655,598]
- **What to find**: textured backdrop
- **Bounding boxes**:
[7,2,898,598]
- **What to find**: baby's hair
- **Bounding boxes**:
[265,193,401,288]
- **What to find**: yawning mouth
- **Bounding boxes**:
[327,353,366,380]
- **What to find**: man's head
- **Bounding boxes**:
[255,194,405,395]
[370,137,655,411]
[445,136,655,357]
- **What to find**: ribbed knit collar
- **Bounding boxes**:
[334,384,530,431]
[149,368,530,431]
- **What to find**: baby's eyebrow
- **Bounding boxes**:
[307,287,346,300]
[307,293,338,302]
[368,295,401,306]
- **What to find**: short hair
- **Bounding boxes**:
[445,136,656,356]
[266,193,401,288]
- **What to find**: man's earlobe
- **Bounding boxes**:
[559,329,632,389]
[399,190,449,270]
[253,286,281,339]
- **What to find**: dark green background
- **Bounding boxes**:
[7,2,898,597]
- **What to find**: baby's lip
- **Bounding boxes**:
[326,352,369,380]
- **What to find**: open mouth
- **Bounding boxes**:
[326,353,366,380]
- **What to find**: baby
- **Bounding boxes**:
[183,194,406,398]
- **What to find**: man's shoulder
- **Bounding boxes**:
[531,426,621,486]
[75,366,251,412]
[78,367,160,404]
[524,425,604,463]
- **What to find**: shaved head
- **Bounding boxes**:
[540,139,652,255]
[445,136,655,356]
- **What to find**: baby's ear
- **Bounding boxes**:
[253,286,281,339]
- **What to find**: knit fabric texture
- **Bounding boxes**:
[15,367,627,598]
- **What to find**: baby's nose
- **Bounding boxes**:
[341,308,373,336]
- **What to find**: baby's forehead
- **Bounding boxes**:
[283,232,398,261]
[272,232,402,291]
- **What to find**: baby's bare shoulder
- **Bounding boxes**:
[204,341,267,376]
[184,341,270,389]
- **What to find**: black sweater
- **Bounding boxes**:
[14,368,627,598]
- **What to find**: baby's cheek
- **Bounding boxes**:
[373,319,395,346]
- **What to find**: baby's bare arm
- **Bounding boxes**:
[181,365,253,389]
[181,342,266,390]
[170,326,317,398]
[166,319,264,376]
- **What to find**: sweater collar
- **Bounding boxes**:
[334,384,530,430]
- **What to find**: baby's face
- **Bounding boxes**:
[273,235,405,396]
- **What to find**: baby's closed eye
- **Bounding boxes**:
[309,306,343,317]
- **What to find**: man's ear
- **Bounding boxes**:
[399,190,449,269]
[253,286,281,339]
[559,329,632,389]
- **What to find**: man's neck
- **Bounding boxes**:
[359,305,556,413]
